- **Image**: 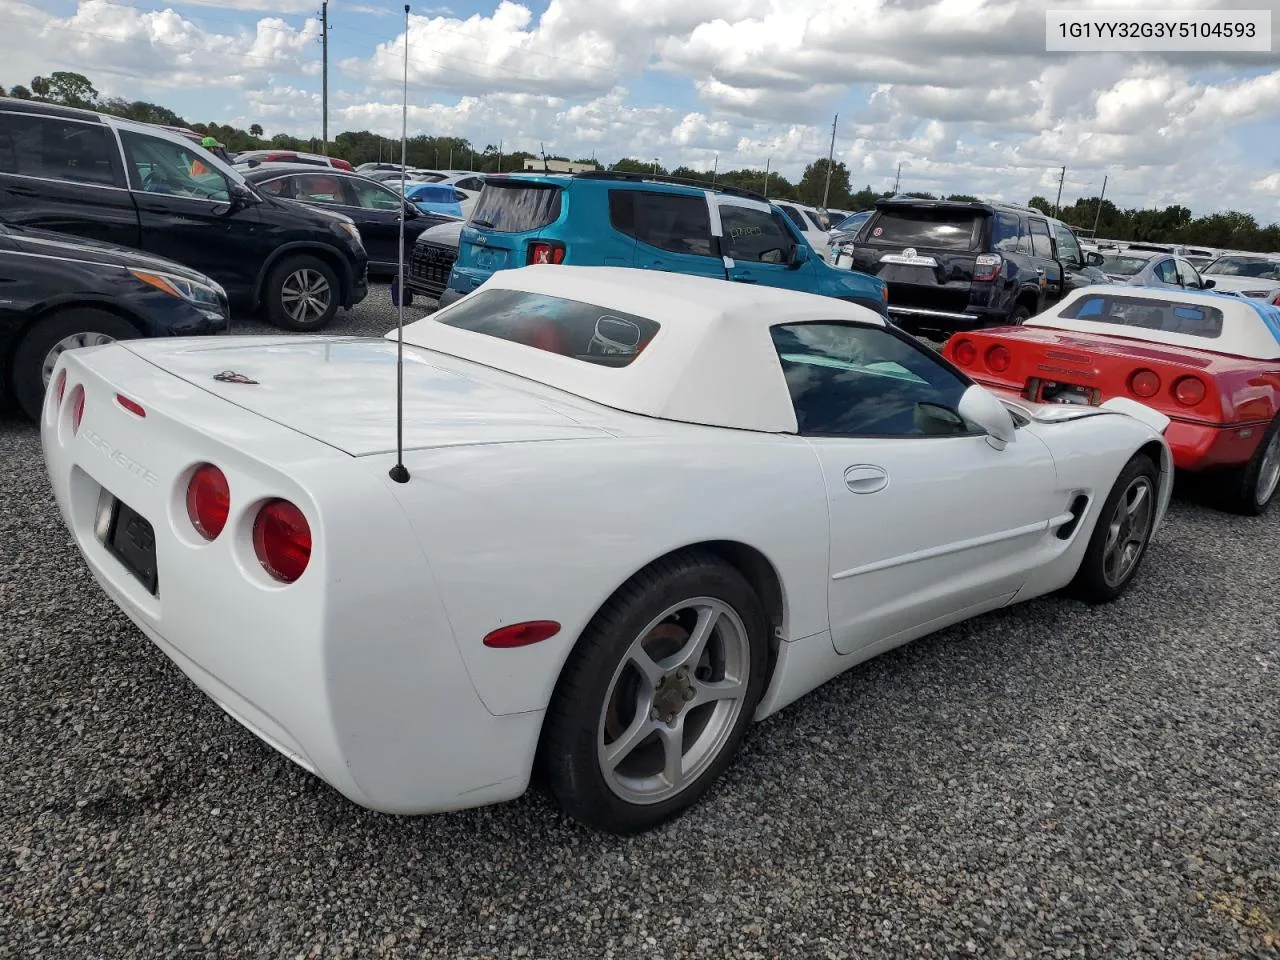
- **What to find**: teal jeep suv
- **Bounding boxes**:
[439,172,889,315]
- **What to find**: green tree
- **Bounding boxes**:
[1027,195,1053,215]
[797,158,851,208]
[9,85,31,99]
[945,194,980,202]
[249,123,263,137]
[29,71,99,108]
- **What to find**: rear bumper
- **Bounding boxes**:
[1163,419,1267,472]
[39,345,542,816]
[888,305,1004,333]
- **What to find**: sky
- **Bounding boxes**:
[3,0,1279,221]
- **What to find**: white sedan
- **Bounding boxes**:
[41,266,1174,834]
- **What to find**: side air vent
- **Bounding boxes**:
[1057,494,1090,540]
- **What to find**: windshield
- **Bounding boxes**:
[835,212,870,232]
[1099,254,1152,275]
[865,208,984,251]
[469,182,563,232]
[1203,256,1280,280]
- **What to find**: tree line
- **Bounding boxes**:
[4,72,1277,252]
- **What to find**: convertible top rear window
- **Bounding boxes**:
[435,288,660,366]
[1061,293,1224,339]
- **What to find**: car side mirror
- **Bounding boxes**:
[1202,278,1215,289]
[790,243,812,269]
[1086,251,1105,266]
[957,384,1017,451]
[228,182,257,210]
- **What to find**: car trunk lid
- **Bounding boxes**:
[120,335,614,456]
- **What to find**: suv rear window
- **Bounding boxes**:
[867,207,984,251]
[1061,293,1223,339]
[469,181,562,233]
[435,288,659,366]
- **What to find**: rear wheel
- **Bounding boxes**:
[1222,415,1280,516]
[264,255,340,331]
[541,551,769,834]
[1066,453,1159,604]
[1009,304,1032,325]
[11,309,138,421]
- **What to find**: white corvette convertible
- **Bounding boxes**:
[42,266,1174,833]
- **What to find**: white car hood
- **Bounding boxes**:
[1202,275,1280,296]
[122,336,615,456]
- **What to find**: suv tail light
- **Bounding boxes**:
[1129,369,1161,398]
[951,339,977,366]
[1173,376,1207,407]
[253,499,312,583]
[528,241,565,265]
[186,464,231,541]
[973,254,1003,282]
[985,344,1012,372]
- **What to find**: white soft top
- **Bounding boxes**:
[394,265,886,433]
[1027,285,1280,361]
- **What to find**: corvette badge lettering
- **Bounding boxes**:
[214,370,259,384]
[82,428,160,486]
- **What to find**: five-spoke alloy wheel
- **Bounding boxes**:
[543,551,769,834]
[1068,452,1160,603]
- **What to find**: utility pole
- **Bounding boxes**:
[763,157,771,198]
[497,139,502,173]
[821,113,837,210]
[319,1,329,155]
[1092,174,1108,237]
[893,162,901,194]
[1054,165,1066,217]
[712,153,718,184]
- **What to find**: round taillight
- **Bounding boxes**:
[1173,376,1206,406]
[70,385,86,433]
[186,464,230,541]
[253,499,312,583]
[952,339,977,366]
[986,345,1012,372]
[54,369,67,407]
[1129,369,1161,398]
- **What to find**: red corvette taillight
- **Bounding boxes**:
[1129,369,1161,398]
[253,499,312,583]
[951,339,977,366]
[985,344,1012,373]
[186,464,230,541]
[1173,376,1207,407]
[70,385,86,434]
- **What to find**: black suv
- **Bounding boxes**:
[840,198,1106,337]
[0,98,368,330]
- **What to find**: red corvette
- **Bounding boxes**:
[941,286,1280,515]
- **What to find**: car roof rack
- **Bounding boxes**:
[566,170,769,203]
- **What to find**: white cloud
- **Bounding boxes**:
[166,0,316,12]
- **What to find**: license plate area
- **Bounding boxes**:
[1032,378,1101,406]
[97,492,159,596]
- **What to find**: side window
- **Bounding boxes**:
[119,130,229,201]
[1155,258,1178,284]
[290,173,348,205]
[719,205,795,263]
[0,113,122,187]
[1028,218,1053,258]
[803,209,826,231]
[771,322,975,437]
[347,176,403,210]
[1175,258,1202,288]
[255,177,291,198]
[1053,223,1083,266]
[1015,217,1033,255]
[455,177,483,192]
[608,190,713,257]
[777,204,807,230]
[992,212,1021,254]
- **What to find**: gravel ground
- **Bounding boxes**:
[2,284,1278,959]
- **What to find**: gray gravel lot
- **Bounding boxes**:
[2,284,1278,959]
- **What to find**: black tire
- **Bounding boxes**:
[541,550,770,834]
[11,309,139,421]
[1220,414,1280,516]
[1065,453,1160,604]
[1008,304,1032,325]
[264,254,341,331]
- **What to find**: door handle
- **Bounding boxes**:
[844,464,889,494]
[734,275,758,283]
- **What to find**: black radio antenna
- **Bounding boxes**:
[389,2,411,484]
